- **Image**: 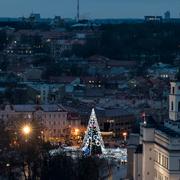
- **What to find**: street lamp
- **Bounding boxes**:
[122,132,127,141]
[22,125,32,136]
[74,128,80,136]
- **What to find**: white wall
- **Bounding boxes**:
[133,153,142,180]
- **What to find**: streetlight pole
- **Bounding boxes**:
[21,124,32,179]
[122,132,127,142]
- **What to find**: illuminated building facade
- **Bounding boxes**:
[0,104,80,142]
[131,80,180,180]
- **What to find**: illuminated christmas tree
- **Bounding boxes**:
[82,108,105,156]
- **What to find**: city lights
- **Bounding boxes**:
[122,132,127,141]
[22,125,31,135]
[1,3,180,179]
[74,128,79,135]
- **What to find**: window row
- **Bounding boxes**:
[0,114,9,118]
[155,169,168,180]
[45,121,66,126]
[43,113,66,119]
[46,129,66,134]
[155,151,169,169]
[0,113,67,119]
[171,101,180,112]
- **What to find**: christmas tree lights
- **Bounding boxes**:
[82,108,105,156]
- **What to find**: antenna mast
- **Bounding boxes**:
[77,0,80,22]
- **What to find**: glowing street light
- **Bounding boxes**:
[122,132,127,141]
[22,125,31,135]
[74,128,80,136]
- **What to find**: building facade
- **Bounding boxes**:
[0,104,81,142]
[81,108,135,138]
[131,80,180,180]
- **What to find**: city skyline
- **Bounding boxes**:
[0,0,180,19]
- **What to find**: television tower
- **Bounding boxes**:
[77,0,80,22]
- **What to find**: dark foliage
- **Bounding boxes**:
[41,153,106,180]
[70,23,180,64]
[0,30,8,50]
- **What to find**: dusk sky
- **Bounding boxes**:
[1,0,180,19]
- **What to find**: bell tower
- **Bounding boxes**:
[169,81,180,121]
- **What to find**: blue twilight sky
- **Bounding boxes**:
[0,0,180,19]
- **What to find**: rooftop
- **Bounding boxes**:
[0,104,67,112]
[157,126,180,138]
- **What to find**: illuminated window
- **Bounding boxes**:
[161,155,163,165]
[158,153,161,164]
[164,157,168,169]
[158,173,163,180]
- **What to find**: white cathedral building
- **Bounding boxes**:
[129,80,180,180]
